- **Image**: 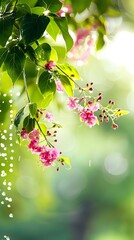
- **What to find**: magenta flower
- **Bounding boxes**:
[45,112,53,122]
[58,4,73,17]
[56,80,64,92]
[80,107,97,127]
[67,97,79,109]
[20,128,28,139]
[88,102,100,112]
[29,129,40,141]
[45,61,56,70]
[40,146,60,167]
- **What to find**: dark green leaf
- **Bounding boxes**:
[18,0,38,7]
[26,45,37,62]
[43,0,62,13]
[29,102,37,117]
[95,0,112,14]
[96,31,105,50]
[0,15,15,47]
[16,3,31,19]
[20,14,50,45]
[59,75,73,96]
[70,0,92,13]
[0,48,8,67]
[46,18,59,41]
[38,71,56,95]
[14,107,25,127]
[36,43,51,61]
[23,115,35,133]
[54,16,73,51]
[4,46,26,83]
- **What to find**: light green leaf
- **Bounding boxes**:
[4,46,26,83]
[29,102,37,117]
[60,156,71,168]
[46,18,60,41]
[31,6,45,15]
[70,0,92,13]
[41,92,55,108]
[59,75,73,96]
[96,31,105,51]
[54,16,73,51]
[57,63,80,80]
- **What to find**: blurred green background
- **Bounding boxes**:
[1,4,134,240]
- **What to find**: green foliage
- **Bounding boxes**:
[29,102,37,117]
[43,0,62,13]
[54,16,73,51]
[57,63,80,80]
[59,75,73,96]
[95,0,112,14]
[46,18,59,41]
[38,71,56,96]
[23,115,35,132]
[20,14,50,45]
[0,15,15,47]
[36,43,51,61]
[14,107,25,127]
[18,0,38,7]
[0,48,8,67]
[70,0,92,14]
[4,46,26,83]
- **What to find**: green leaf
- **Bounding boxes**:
[38,71,56,95]
[36,43,51,61]
[31,6,45,15]
[59,75,73,96]
[26,45,37,62]
[16,3,31,19]
[0,48,8,67]
[29,102,37,117]
[0,15,15,47]
[38,123,47,135]
[14,107,25,127]
[59,156,71,168]
[43,0,62,13]
[20,14,50,45]
[95,0,112,14]
[23,115,35,133]
[70,0,92,13]
[54,16,73,51]
[96,31,105,50]
[46,18,60,41]
[41,92,55,108]
[57,63,80,80]
[18,0,38,7]
[4,46,26,83]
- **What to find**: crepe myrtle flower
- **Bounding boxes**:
[45,61,56,70]
[45,112,53,122]
[79,107,98,127]
[40,146,61,167]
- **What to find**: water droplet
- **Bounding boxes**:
[1,201,4,205]
[2,191,6,196]
[7,204,11,208]
[9,213,13,218]
[9,169,13,173]
[4,235,10,240]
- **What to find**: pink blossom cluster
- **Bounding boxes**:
[67,97,99,127]
[20,128,60,167]
[68,28,94,63]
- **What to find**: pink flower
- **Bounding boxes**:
[28,139,42,154]
[40,146,60,167]
[80,107,97,127]
[68,28,94,62]
[45,112,53,122]
[88,102,100,112]
[58,4,73,17]
[56,80,64,92]
[45,61,56,70]
[20,128,28,139]
[67,97,79,109]
[29,129,40,141]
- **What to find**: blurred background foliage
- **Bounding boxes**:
[0,0,134,239]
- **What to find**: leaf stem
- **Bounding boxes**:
[23,69,31,103]
[35,120,54,147]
